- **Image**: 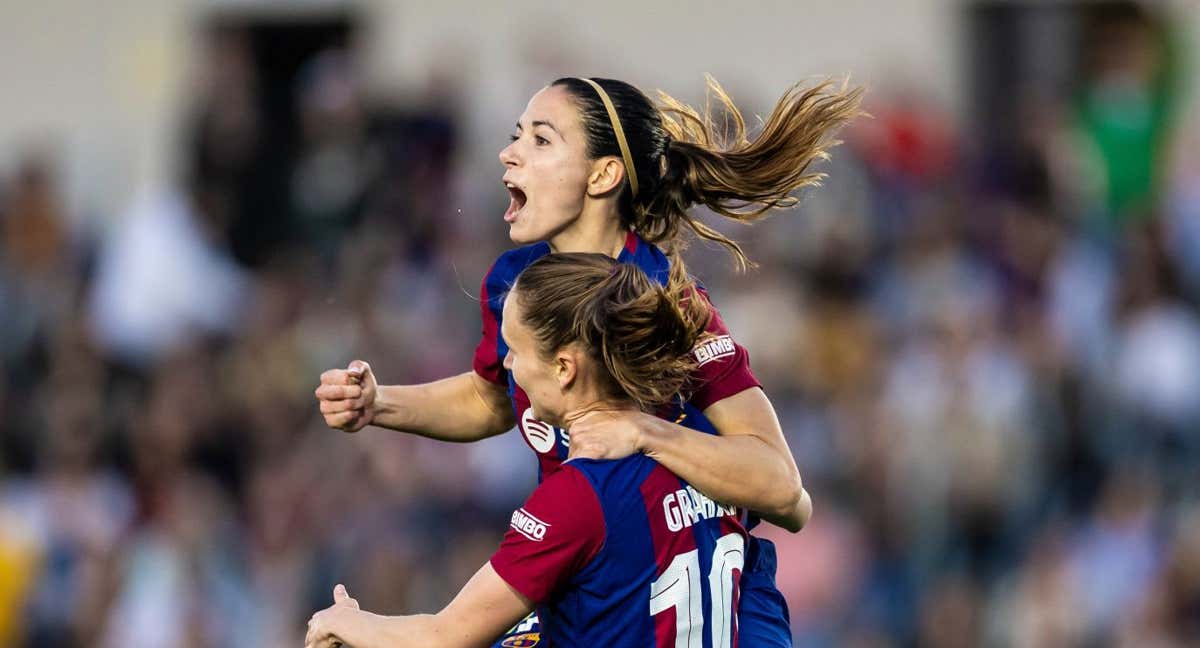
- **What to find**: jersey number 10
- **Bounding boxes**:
[649,532,745,648]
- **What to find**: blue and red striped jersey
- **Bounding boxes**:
[472,231,762,482]
[490,454,749,647]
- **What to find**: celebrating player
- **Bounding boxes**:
[307,253,782,647]
[315,76,861,645]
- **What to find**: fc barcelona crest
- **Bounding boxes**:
[501,632,540,647]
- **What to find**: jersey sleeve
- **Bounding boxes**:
[472,263,508,386]
[489,465,605,603]
[689,290,762,410]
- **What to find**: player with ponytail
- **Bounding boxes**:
[315,75,862,646]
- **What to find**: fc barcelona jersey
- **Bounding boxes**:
[491,454,749,647]
[472,230,761,481]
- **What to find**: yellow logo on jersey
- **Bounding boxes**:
[501,632,541,647]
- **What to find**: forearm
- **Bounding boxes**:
[639,415,803,519]
[328,611,417,648]
[329,611,460,648]
[373,372,514,442]
[310,562,529,648]
[328,608,513,648]
[758,486,812,533]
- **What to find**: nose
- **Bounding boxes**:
[499,140,519,167]
[503,351,513,371]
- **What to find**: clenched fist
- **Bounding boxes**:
[315,360,377,432]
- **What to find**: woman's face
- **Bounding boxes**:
[499,85,593,245]
[501,291,567,425]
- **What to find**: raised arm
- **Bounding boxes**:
[315,362,514,442]
[315,254,523,442]
[304,565,532,648]
[568,388,809,532]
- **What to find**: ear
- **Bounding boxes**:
[555,349,580,390]
[586,156,626,197]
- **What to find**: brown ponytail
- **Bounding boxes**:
[555,76,864,271]
[648,77,864,269]
[511,253,709,410]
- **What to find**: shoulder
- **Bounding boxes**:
[520,463,608,542]
[626,237,713,295]
[539,462,598,496]
[564,455,660,497]
[479,243,552,316]
[626,238,672,286]
[485,242,553,287]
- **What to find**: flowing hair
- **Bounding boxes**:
[554,75,864,270]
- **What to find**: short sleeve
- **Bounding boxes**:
[472,264,508,386]
[489,465,606,603]
[689,291,762,410]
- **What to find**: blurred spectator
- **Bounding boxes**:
[988,526,1088,647]
[87,186,249,366]
[86,28,255,366]
[1067,468,1162,641]
[3,4,1200,646]
[289,49,377,261]
[98,353,252,648]
[1069,3,1181,225]
[0,322,128,646]
[0,155,77,365]
[3,155,68,278]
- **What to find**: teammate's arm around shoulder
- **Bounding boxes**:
[315,360,514,442]
[568,393,810,534]
[703,388,811,530]
[568,293,810,531]
[632,387,809,532]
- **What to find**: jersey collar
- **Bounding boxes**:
[617,229,640,262]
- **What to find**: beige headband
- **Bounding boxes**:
[577,77,639,199]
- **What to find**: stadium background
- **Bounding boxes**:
[2,0,1199,645]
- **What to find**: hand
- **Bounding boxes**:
[566,409,647,460]
[315,360,377,432]
[305,584,361,648]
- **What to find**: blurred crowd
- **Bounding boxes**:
[2,5,1199,647]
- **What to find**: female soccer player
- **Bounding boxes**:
[307,253,778,647]
[315,76,861,645]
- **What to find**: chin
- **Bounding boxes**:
[508,218,552,246]
[507,223,539,245]
[530,406,563,428]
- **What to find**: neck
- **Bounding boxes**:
[560,398,640,429]
[548,201,628,259]
[557,369,637,428]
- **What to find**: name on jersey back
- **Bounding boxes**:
[663,485,736,532]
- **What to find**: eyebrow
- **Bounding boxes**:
[515,120,562,137]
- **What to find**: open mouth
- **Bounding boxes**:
[504,182,527,222]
